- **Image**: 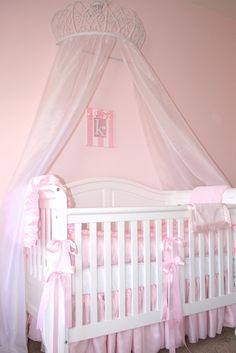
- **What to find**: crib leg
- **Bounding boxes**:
[64,329,69,353]
[65,342,69,353]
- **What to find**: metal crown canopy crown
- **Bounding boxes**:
[51,0,146,49]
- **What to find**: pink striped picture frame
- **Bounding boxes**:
[87,107,114,148]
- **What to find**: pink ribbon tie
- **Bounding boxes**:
[37,239,77,353]
[162,235,186,353]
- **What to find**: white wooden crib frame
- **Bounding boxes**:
[25,177,236,352]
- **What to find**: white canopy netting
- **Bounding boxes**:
[0,1,229,352]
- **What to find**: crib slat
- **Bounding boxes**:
[29,207,36,275]
[37,237,42,280]
[233,256,236,291]
[189,226,196,303]
[226,228,233,293]
[217,230,224,296]
[118,221,125,319]
[143,220,151,313]
[233,226,236,290]
[75,223,83,327]
[177,219,185,303]
[208,231,215,298]
[199,233,206,301]
[166,219,173,258]
[104,222,112,321]
[43,207,52,279]
[41,207,52,279]
[155,220,162,311]
[130,221,138,316]
[41,208,46,278]
[36,207,42,279]
[32,244,37,278]
[90,222,98,323]
[46,208,51,243]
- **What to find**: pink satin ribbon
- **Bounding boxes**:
[162,235,183,250]
[162,235,186,353]
[37,239,77,353]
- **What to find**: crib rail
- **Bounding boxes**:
[182,221,236,315]
[68,208,186,341]
[25,186,236,348]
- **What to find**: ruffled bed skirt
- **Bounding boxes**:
[28,289,236,353]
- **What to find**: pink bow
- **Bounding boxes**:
[162,235,186,353]
[47,238,77,256]
[163,235,183,252]
[37,239,77,353]
[163,256,184,281]
[45,239,76,275]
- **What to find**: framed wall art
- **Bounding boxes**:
[87,107,114,148]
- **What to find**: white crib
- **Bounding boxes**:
[25,177,236,353]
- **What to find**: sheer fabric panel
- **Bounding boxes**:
[119,40,229,189]
[0,35,115,353]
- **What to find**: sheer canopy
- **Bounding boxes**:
[0,32,229,353]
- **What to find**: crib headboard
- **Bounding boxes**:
[66,177,191,207]
[66,177,236,208]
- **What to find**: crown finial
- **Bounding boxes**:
[51,0,146,49]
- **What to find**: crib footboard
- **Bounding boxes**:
[25,185,236,353]
[67,208,168,342]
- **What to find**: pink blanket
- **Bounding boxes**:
[188,203,231,233]
[189,185,231,234]
[190,185,229,204]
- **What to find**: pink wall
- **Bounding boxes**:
[50,48,159,187]
[1,0,236,199]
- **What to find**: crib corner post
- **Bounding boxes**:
[38,184,68,241]
[53,185,68,241]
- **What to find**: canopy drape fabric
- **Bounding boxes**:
[0,34,229,353]
[119,41,228,188]
[0,35,115,353]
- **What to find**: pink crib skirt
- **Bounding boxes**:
[28,286,236,353]
[68,305,236,353]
